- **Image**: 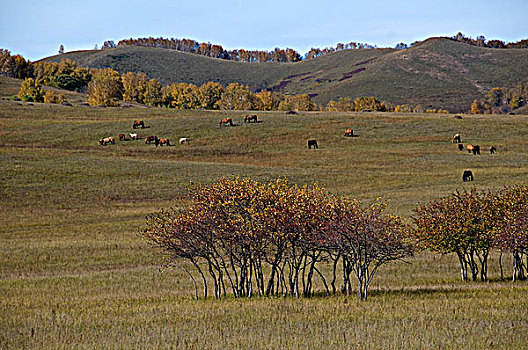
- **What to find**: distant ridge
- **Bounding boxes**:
[43,37,528,112]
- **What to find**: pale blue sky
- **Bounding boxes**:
[1,0,527,61]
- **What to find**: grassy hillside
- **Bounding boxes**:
[43,38,528,112]
[2,94,528,348]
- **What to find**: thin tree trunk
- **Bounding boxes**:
[177,265,198,300]
[191,259,207,299]
[313,265,330,296]
[499,250,504,281]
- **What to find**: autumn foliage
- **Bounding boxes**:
[143,177,413,300]
[412,187,528,282]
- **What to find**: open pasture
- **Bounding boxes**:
[1,100,528,348]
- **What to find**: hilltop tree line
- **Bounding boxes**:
[111,34,527,64]
[114,37,377,62]
[144,178,527,300]
[451,32,528,49]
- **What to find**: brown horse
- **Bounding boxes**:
[158,138,170,146]
[133,120,145,129]
[467,144,480,155]
[145,135,159,145]
[344,128,354,137]
[244,114,258,123]
[219,118,233,127]
[99,137,115,146]
[119,133,126,141]
[467,144,475,154]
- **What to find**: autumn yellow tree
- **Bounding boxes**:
[87,68,123,106]
[44,90,58,104]
[217,83,256,110]
[255,91,282,111]
[196,82,224,109]
[142,79,162,106]
[471,99,481,114]
[18,78,44,102]
[279,94,316,111]
[121,72,148,103]
[164,82,200,109]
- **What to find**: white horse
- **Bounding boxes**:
[179,137,188,144]
[129,133,138,140]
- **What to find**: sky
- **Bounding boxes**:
[1,0,527,61]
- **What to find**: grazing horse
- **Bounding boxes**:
[145,135,159,145]
[179,137,188,144]
[462,170,474,182]
[489,146,497,154]
[458,143,464,151]
[133,120,145,129]
[219,118,233,127]
[244,114,258,123]
[344,128,354,137]
[119,133,126,141]
[452,134,461,143]
[129,133,138,140]
[467,144,480,155]
[307,139,318,149]
[158,138,170,146]
[99,137,115,146]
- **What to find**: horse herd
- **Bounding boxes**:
[452,133,497,182]
[218,114,258,127]
[99,115,262,147]
[99,120,188,147]
[99,118,494,183]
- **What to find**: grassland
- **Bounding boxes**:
[1,89,528,348]
[44,38,528,112]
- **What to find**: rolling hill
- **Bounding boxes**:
[42,38,528,112]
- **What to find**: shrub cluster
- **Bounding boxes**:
[413,187,528,282]
[144,181,527,300]
[143,177,413,300]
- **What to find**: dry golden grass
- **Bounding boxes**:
[1,99,528,349]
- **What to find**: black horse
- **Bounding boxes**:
[462,170,474,182]
[307,140,318,149]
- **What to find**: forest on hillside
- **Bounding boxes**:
[101,33,528,63]
[2,46,527,114]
